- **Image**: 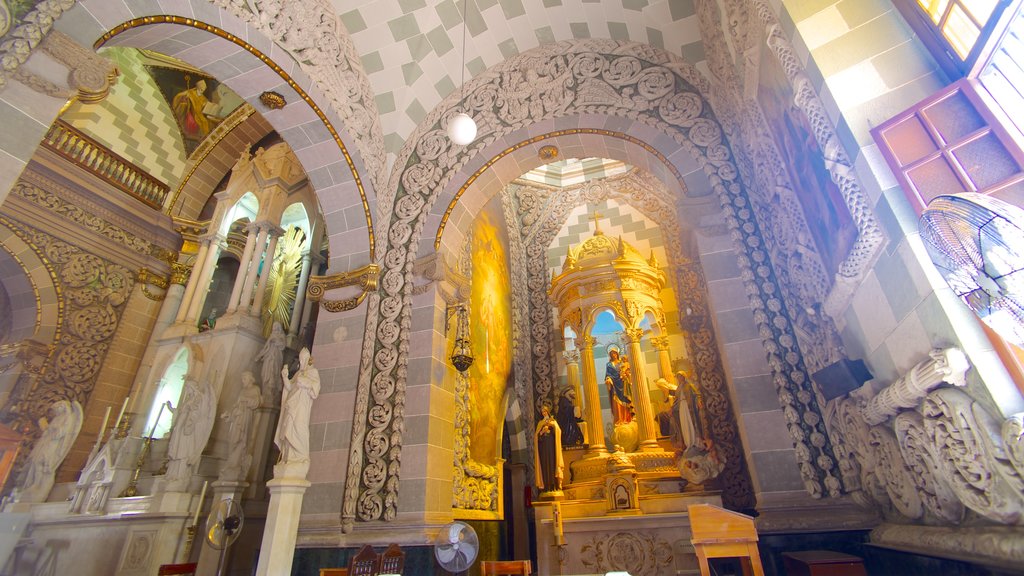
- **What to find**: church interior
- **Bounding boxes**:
[1,1,1023,575]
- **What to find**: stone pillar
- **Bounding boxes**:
[238,223,269,315]
[245,404,280,500]
[227,223,259,314]
[563,348,586,444]
[287,252,314,338]
[254,477,309,576]
[651,335,673,382]
[197,480,249,574]
[624,328,658,451]
[250,226,283,316]
[176,241,209,324]
[184,234,224,324]
[579,336,607,457]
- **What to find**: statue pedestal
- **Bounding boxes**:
[196,480,249,574]
[254,476,309,576]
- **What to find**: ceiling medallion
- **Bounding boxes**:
[538,145,559,161]
[259,90,286,110]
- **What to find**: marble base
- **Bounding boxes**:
[255,477,310,576]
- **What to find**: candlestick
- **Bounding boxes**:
[193,480,208,526]
[98,406,111,439]
[115,396,129,428]
[148,402,166,439]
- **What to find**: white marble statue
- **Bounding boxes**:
[274,347,319,468]
[164,363,216,491]
[255,322,286,396]
[16,399,83,502]
[219,371,263,481]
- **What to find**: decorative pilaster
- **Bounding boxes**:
[184,233,224,324]
[238,223,270,315]
[227,222,259,313]
[624,328,658,451]
[255,478,310,576]
[175,241,209,324]
[579,337,607,457]
[650,335,673,382]
[250,225,284,316]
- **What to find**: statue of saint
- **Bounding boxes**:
[255,322,287,397]
[275,347,320,466]
[534,404,563,494]
[655,377,678,437]
[164,363,216,491]
[16,399,83,502]
[555,387,584,448]
[219,371,263,480]
[604,349,633,425]
[676,371,705,451]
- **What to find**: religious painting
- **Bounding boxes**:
[757,48,857,278]
[468,208,512,465]
[145,61,244,156]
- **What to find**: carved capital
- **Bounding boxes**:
[581,335,597,350]
[650,335,670,351]
[862,348,969,426]
[562,349,581,365]
[623,328,645,344]
[137,267,169,301]
[170,262,193,286]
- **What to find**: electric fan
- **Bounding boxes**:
[205,498,244,576]
[920,193,1024,345]
[433,521,479,574]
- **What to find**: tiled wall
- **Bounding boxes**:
[61,47,188,188]
[782,0,1024,413]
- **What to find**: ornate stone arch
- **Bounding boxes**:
[346,39,828,526]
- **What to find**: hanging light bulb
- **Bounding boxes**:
[448,112,477,146]
[448,0,477,146]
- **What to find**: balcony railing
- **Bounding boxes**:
[42,120,169,210]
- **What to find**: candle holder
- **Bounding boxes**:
[114,413,132,440]
[119,436,153,498]
[182,524,198,562]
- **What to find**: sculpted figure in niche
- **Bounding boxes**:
[275,347,320,466]
[534,404,563,495]
[164,360,216,491]
[17,399,83,502]
[604,349,634,425]
[219,371,263,480]
[556,386,585,448]
[255,322,287,398]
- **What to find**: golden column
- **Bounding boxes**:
[651,335,674,381]
[579,336,607,457]
[625,327,659,451]
[563,346,587,444]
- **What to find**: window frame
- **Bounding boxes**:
[893,0,1016,79]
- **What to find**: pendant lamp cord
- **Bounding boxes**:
[460,0,468,100]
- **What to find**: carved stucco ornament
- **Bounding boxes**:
[306,263,379,313]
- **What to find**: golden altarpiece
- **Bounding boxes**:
[535,223,726,574]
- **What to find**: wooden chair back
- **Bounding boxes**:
[157,564,197,575]
[480,559,532,575]
[347,544,380,576]
[378,543,405,574]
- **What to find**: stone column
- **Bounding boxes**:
[226,222,259,314]
[563,348,587,444]
[624,328,659,451]
[579,336,607,457]
[197,480,249,574]
[254,477,310,576]
[238,223,269,314]
[651,335,673,382]
[175,241,209,324]
[250,226,283,316]
[287,252,314,338]
[184,234,224,324]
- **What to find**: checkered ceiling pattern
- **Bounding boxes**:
[338,0,704,157]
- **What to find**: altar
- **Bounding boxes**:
[532,225,729,575]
